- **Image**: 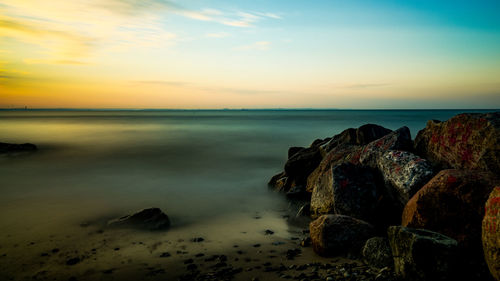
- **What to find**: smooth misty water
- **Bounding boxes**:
[0,109,491,231]
[0,109,495,279]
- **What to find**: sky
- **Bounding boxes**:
[0,0,499,109]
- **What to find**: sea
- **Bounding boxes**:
[0,109,494,278]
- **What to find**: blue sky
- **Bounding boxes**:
[0,0,499,108]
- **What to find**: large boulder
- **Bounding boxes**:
[414,112,500,175]
[359,126,413,167]
[388,226,458,281]
[309,214,375,256]
[483,187,500,281]
[0,142,37,153]
[362,237,393,269]
[402,169,498,250]
[107,208,170,230]
[306,144,362,193]
[310,162,382,222]
[377,150,434,205]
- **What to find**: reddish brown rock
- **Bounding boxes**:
[309,214,375,256]
[483,186,500,281]
[402,169,498,250]
[414,112,500,175]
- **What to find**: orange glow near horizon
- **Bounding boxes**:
[1,0,499,109]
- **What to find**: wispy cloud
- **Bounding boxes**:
[205,32,231,38]
[174,8,281,28]
[0,0,282,64]
[236,41,271,51]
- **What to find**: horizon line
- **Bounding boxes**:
[0,108,498,111]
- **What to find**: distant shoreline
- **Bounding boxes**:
[0,108,497,112]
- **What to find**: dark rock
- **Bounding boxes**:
[309,214,375,256]
[300,237,311,247]
[414,112,500,175]
[284,146,323,188]
[268,172,289,192]
[387,226,458,281]
[286,248,301,260]
[377,150,434,205]
[306,144,363,193]
[320,124,392,153]
[362,237,393,269]
[296,203,311,217]
[159,252,171,257]
[356,124,393,146]
[0,142,37,153]
[483,186,500,281]
[66,257,81,266]
[288,147,305,158]
[107,208,170,230]
[310,162,382,222]
[191,237,204,242]
[264,229,274,235]
[402,169,498,250]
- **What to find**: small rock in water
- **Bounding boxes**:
[253,244,261,248]
[264,229,274,235]
[191,237,204,242]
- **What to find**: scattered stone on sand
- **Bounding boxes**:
[388,226,458,281]
[482,186,500,281]
[159,252,171,258]
[66,257,81,266]
[107,208,170,230]
[191,237,204,242]
[264,229,274,235]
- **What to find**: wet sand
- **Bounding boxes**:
[0,206,386,281]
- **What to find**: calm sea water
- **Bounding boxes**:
[0,109,492,238]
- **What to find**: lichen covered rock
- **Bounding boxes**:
[414,112,500,175]
[402,169,498,249]
[377,150,434,205]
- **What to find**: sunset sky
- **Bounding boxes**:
[1,0,499,109]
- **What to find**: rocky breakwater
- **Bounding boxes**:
[268,111,500,281]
